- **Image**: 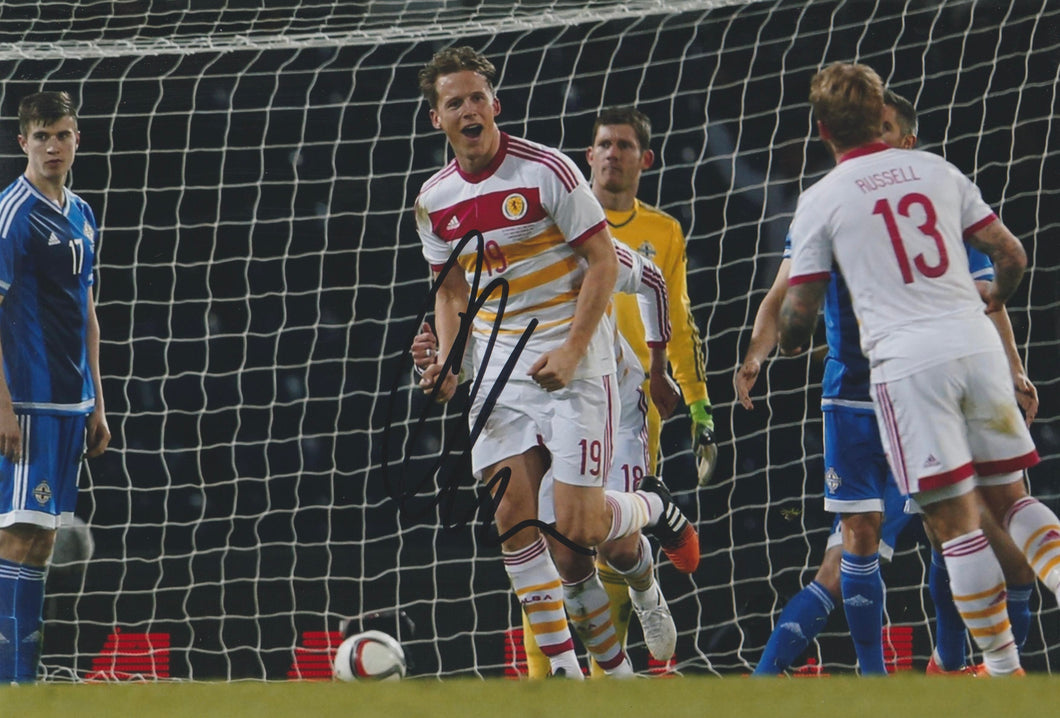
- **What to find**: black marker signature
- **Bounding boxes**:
[381,229,593,555]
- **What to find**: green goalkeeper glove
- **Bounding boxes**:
[690,399,718,487]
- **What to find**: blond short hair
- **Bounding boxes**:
[809,62,884,149]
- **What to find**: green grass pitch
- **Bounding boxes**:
[3,674,1054,718]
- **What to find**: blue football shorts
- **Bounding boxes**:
[0,413,86,529]
[827,469,915,561]
[822,401,892,514]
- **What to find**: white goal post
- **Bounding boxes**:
[1,0,1054,680]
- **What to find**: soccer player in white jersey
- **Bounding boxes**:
[0,91,110,682]
[413,239,681,671]
[778,62,1060,676]
[413,46,698,678]
[737,89,1038,675]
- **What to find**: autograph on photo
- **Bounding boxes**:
[381,230,593,555]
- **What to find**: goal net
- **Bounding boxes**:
[3,0,1055,680]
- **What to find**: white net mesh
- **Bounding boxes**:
[2,0,1054,679]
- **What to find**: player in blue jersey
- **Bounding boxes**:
[735,89,1037,676]
[0,91,110,682]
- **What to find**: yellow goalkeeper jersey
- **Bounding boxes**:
[607,199,709,468]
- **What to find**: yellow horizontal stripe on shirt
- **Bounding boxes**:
[473,314,573,335]
[503,255,580,297]
[456,225,568,274]
[503,225,568,264]
[461,254,579,300]
[477,289,579,321]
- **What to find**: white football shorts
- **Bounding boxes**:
[469,374,618,496]
[538,360,646,524]
[871,350,1038,504]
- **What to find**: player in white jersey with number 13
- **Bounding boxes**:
[778,62,1060,677]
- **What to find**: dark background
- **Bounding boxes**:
[0,0,1054,678]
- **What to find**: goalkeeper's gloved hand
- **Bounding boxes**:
[690,399,718,487]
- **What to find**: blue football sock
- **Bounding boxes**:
[753,580,834,676]
[928,549,968,670]
[14,564,46,682]
[0,558,20,681]
[1006,582,1033,650]
[840,551,886,675]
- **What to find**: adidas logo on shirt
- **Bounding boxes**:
[446,216,460,231]
[48,232,61,246]
[923,454,941,469]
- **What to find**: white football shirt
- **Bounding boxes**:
[416,132,616,385]
[613,240,670,346]
[788,142,1003,382]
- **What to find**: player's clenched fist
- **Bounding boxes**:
[418,362,458,403]
[528,346,578,392]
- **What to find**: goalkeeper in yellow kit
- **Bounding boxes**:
[522,106,714,677]
[592,107,714,481]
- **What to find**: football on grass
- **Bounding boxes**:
[333,630,406,681]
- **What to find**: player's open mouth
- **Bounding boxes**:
[461,124,483,138]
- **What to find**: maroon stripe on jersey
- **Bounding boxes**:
[918,462,975,493]
[788,271,832,286]
[962,213,998,238]
[641,266,671,342]
[974,449,1040,477]
[428,187,546,242]
[420,161,459,195]
[838,141,890,164]
[507,137,580,191]
[568,220,607,247]
[636,391,650,479]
